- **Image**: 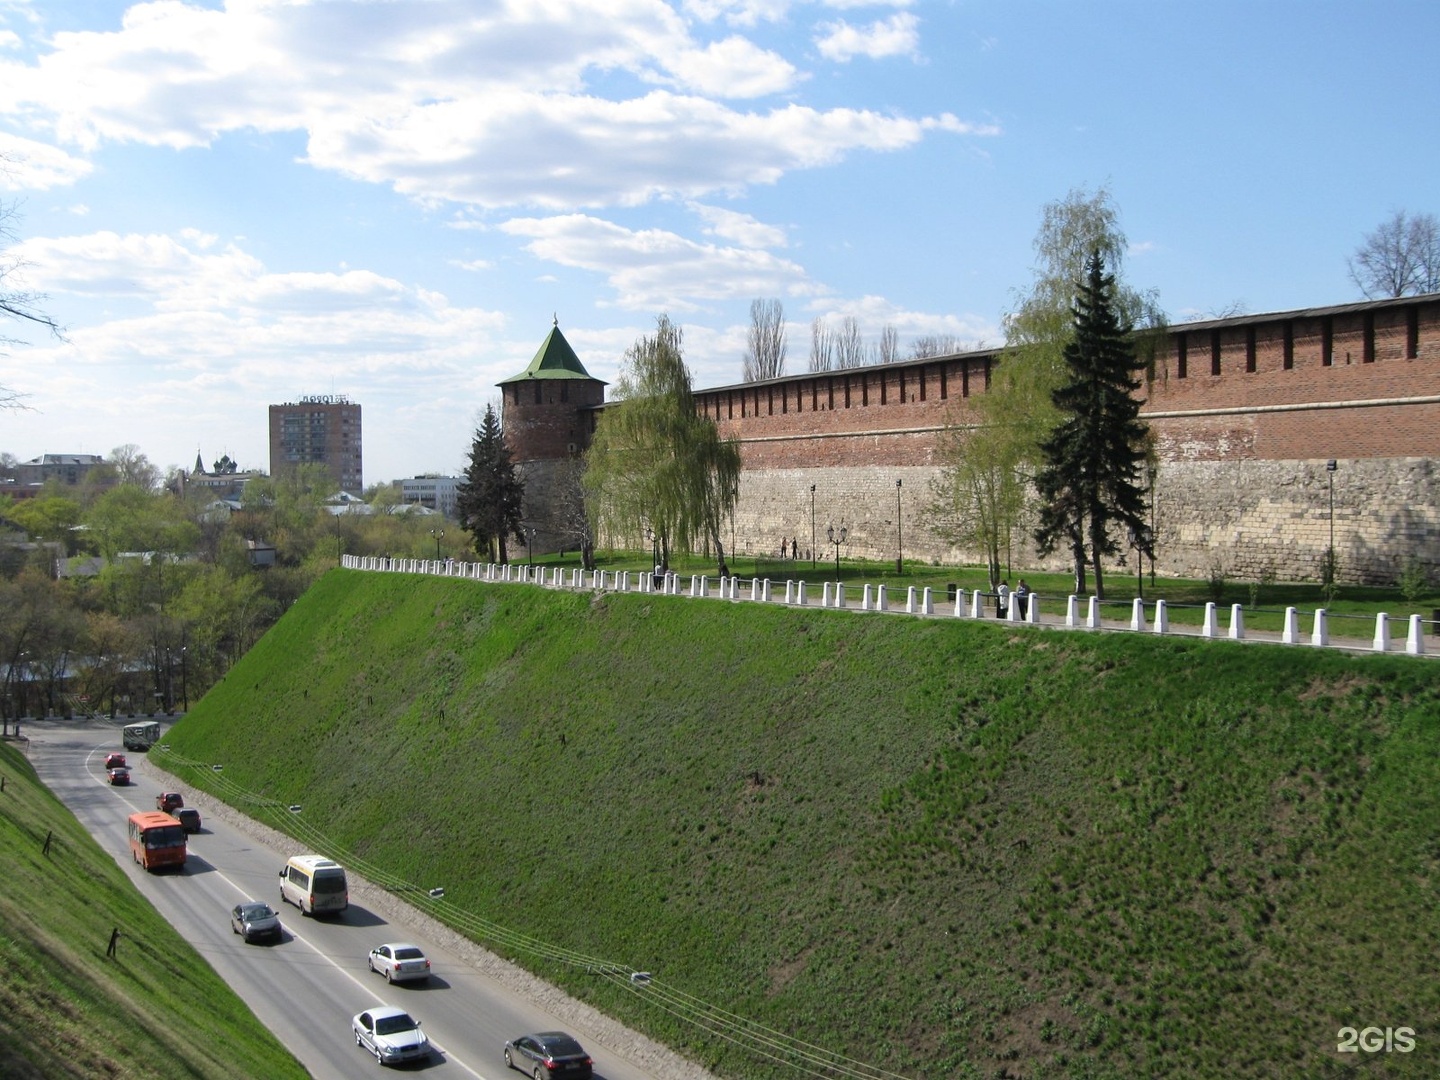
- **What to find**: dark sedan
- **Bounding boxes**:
[504,1032,593,1080]
[230,901,282,943]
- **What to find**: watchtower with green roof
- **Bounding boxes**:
[497,320,606,552]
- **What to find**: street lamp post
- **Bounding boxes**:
[730,485,738,564]
[826,524,847,582]
[526,527,535,566]
[810,485,816,568]
[430,528,444,561]
[1326,459,1337,585]
[895,478,903,575]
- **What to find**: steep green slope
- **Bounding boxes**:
[164,569,1440,1078]
[0,742,310,1080]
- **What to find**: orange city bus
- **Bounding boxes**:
[127,811,188,872]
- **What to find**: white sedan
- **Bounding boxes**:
[367,942,431,983]
[352,1006,430,1066]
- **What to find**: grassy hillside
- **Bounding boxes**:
[0,742,310,1080]
[163,569,1440,1078]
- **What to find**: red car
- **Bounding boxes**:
[156,791,184,813]
[105,753,127,770]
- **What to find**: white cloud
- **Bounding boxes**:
[500,212,820,310]
[682,0,791,28]
[0,131,92,189]
[662,35,799,97]
[0,0,987,211]
[814,13,919,62]
[688,202,788,248]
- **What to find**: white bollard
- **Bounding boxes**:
[836,583,846,609]
[751,578,760,602]
[972,589,986,619]
[1406,614,1426,656]
[785,580,795,605]
[762,579,772,603]
[1311,608,1329,647]
[953,589,966,618]
[1007,596,1020,622]
[1202,602,1218,637]
[861,584,873,611]
[1066,595,1080,627]
[1026,594,1039,624]
[1130,597,1147,632]
[905,586,917,614]
[822,582,833,608]
[1086,596,1100,629]
[1373,612,1390,653]
[1153,598,1168,634]
[922,587,934,615]
[1281,607,1299,644]
[1229,604,1245,640]
[797,581,808,606]
[877,584,889,612]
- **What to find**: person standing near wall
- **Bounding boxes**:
[1015,579,1030,619]
[997,580,1010,618]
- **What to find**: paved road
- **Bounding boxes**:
[26,718,701,1080]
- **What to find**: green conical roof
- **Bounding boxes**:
[498,320,603,384]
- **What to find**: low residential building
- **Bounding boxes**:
[401,475,460,517]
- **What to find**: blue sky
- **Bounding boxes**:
[0,0,1436,486]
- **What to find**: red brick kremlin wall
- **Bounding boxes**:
[692,293,1440,585]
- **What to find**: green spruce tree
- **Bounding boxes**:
[456,404,525,563]
[1033,251,1152,599]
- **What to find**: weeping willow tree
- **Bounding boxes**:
[583,316,741,576]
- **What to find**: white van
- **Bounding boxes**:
[278,855,349,916]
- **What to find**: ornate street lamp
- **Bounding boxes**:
[826,524,847,582]
[430,528,444,560]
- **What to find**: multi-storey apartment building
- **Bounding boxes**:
[268,395,363,493]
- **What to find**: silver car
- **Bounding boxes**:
[353,1006,430,1066]
[230,901,281,944]
[368,942,431,983]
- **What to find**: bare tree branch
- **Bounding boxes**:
[1348,210,1440,299]
[742,298,787,382]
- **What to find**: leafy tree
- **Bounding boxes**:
[584,315,740,576]
[6,494,82,557]
[927,422,1027,588]
[1347,210,1440,298]
[456,404,525,563]
[742,298,787,382]
[1033,251,1152,598]
[931,187,1162,583]
[997,186,1165,453]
